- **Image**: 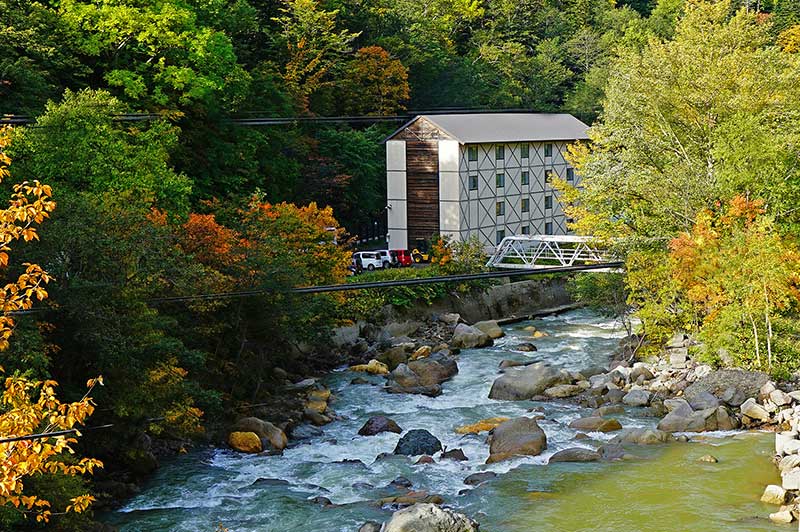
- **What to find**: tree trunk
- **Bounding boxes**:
[749,313,761,368]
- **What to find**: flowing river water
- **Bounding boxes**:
[105,310,781,531]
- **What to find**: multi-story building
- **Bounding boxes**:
[385,113,589,251]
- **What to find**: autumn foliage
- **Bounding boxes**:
[0,127,101,524]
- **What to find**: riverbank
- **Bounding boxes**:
[103,309,786,531]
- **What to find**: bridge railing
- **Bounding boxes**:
[486,235,614,269]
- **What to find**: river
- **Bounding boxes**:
[105,309,780,531]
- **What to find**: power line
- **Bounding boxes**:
[0,418,165,444]
[12,262,623,312]
[0,108,542,127]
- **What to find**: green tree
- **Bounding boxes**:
[11,89,192,214]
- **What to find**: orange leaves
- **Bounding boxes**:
[180,213,242,269]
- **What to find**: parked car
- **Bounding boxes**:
[374,249,397,269]
[352,251,384,272]
[391,249,413,267]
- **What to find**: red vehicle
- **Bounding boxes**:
[390,249,413,267]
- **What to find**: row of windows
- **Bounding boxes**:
[496,223,554,243]
[469,168,573,191]
[495,195,554,216]
[468,144,554,162]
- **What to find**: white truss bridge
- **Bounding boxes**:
[486,235,617,270]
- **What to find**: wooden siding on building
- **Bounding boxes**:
[406,140,439,245]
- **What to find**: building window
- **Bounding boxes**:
[521,225,530,235]
[521,171,529,186]
[545,222,553,235]
[545,170,555,184]
[521,198,530,212]
[544,195,553,210]
[520,144,529,159]
[496,173,505,188]
[566,167,574,181]
[468,146,478,162]
[495,145,505,160]
[496,230,506,244]
[469,174,478,191]
[544,143,553,158]
[496,201,505,216]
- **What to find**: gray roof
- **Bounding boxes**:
[388,113,590,143]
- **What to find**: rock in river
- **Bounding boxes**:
[455,417,509,435]
[232,417,287,451]
[611,428,672,445]
[568,417,622,433]
[544,384,584,398]
[464,471,497,485]
[383,503,479,532]
[489,362,569,401]
[228,431,262,453]
[450,323,492,349]
[549,447,601,463]
[358,416,402,436]
[487,417,547,463]
[473,320,505,339]
[394,430,443,456]
[350,359,390,375]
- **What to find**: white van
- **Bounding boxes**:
[352,251,384,271]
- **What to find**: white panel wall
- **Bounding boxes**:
[438,140,461,238]
[386,140,408,250]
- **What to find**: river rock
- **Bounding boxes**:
[411,345,432,360]
[761,485,789,505]
[770,389,793,407]
[783,469,800,490]
[383,320,422,339]
[473,320,505,339]
[441,448,468,461]
[779,455,800,472]
[358,522,382,532]
[451,323,492,349]
[549,447,601,463]
[394,430,443,456]
[697,454,718,463]
[407,353,459,386]
[228,431,262,453]
[622,389,651,407]
[378,346,410,371]
[304,408,331,426]
[487,417,547,463]
[544,384,584,398]
[603,389,627,404]
[719,386,746,407]
[489,362,568,401]
[684,369,768,406]
[657,406,717,433]
[769,510,795,524]
[516,343,538,352]
[232,417,287,451]
[569,417,622,433]
[438,313,461,325]
[500,359,527,369]
[715,406,739,431]
[389,476,413,490]
[611,428,671,445]
[630,365,655,382]
[687,391,720,411]
[464,471,497,485]
[389,364,421,388]
[416,455,435,464]
[594,405,625,417]
[383,503,479,532]
[350,359,390,375]
[740,397,771,422]
[359,416,403,436]
[455,417,510,434]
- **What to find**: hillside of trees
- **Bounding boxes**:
[1,0,800,528]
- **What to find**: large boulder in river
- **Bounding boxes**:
[358,416,402,436]
[451,323,492,349]
[378,346,410,371]
[683,369,768,406]
[394,430,443,456]
[549,448,601,463]
[350,359,390,375]
[568,417,622,432]
[611,428,672,445]
[228,431,262,453]
[487,417,547,463]
[657,404,723,433]
[232,417,287,451]
[544,384,584,398]
[489,362,568,401]
[383,503,479,532]
[473,320,505,339]
[408,354,459,386]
